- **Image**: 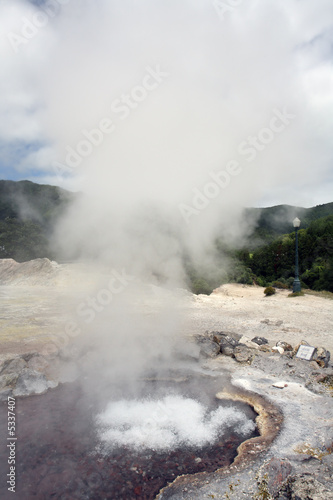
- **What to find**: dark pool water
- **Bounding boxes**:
[0,375,259,500]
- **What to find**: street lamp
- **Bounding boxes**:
[292,217,301,293]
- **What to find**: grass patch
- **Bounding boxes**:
[303,289,333,300]
[288,291,305,297]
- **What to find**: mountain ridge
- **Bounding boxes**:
[0,180,332,294]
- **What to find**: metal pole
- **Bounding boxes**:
[293,227,301,292]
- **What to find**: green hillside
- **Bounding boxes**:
[0,180,332,292]
[188,204,333,294]
[244,215,333,292]
[0,180,74,224]
[244,203,333,246]
[0,180,76,262]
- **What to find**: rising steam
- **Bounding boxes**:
[1,0,332,281]
[2,1,332,461]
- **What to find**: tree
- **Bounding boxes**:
[0,218,50,262]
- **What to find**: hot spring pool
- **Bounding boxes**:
[0,372,259,499]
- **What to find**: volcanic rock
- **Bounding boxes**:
[276,341,293,352]
[13,368,57,397]
[252,336,269,345]
[239,336,260,349]
[212,331,242,343]
[1,357,27,374]
[221,345,235,357]
[210,333,242,357]
[233,345,254,364]
[0,373,18,390]
[314,347,331,368]
[256,457,292,498]
[218,334,240,351]
[284,474,333,499]
[199,339,220,358]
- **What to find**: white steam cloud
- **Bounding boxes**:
[1,1,333,228]
[96,396,256,451]
[1,0,333,382]
[4,1,332,449]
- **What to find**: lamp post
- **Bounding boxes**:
[292,217,301,293]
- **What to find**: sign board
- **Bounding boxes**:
[295,345,316,361]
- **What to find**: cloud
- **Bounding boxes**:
[0,0,332,256]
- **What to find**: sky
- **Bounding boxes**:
[0,0,332,211]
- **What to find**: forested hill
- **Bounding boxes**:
[0,180,332,292]
[244,214,333,292]
[190,211,333,294]
[0,180,75,225]
[245,202,333,246]
[0,180,77,262]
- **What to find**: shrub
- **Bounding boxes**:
[191,278,213,295]
[264,286,276,296]
[288,291,305,298]
[286,277,294,288]
[253,275,266,287]
[272,280,289,289]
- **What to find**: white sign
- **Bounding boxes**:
[296,345,316,361]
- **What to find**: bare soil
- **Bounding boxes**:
[183,283,333,354]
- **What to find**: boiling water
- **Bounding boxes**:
[97,395,255,451]
[0,374,258,499]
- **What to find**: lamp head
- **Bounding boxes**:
[293,217,301,228]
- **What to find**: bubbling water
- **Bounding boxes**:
[96,395,256,452]
[0,373,260,500]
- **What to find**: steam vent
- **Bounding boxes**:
[0,260,333,499]
[2,0,333,496]
[0,367,282,499]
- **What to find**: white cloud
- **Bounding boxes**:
[0,0,332,213]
